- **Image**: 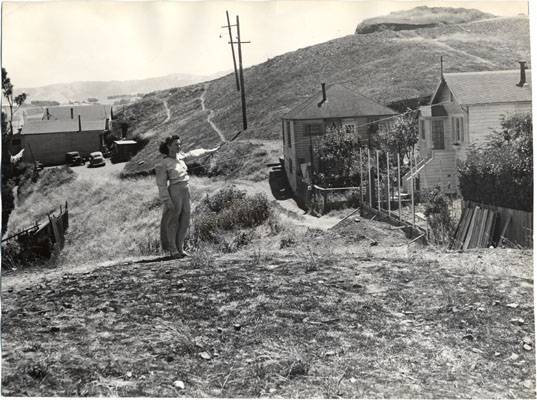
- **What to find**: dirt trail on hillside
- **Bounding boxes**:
[162,98,171,123]
[200,83,226,143]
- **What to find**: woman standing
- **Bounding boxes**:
[156,135,219,258]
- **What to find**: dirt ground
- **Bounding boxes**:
[1,231,534,397]
[2,142,534,397]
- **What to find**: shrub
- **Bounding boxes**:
[201,186,246,213]
[423,186,456,245]
[190,187,272,249]
[458,113,532,211]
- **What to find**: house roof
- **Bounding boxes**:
[21,119,106,135]
[441,70,532,106]
[43,105,112,120]
[283,83,396,120]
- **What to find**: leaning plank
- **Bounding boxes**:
[477,208,489,247]
[468,207,482,249]
[459,207,474,250]
[489,211,498,247]
[456,208,472,250]
[482,209,494,248]
[463,207,478,250]
[498,215,512,247]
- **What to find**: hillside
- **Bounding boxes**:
[2,164,534,397]
[119,16,530,176]
[16,71,227,104]
[355,6,495,34]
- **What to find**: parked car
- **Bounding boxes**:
[34,161,44,171]
[87,151,106,168]
[65,151,83,166]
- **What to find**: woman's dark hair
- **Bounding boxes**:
[159,135,181,155]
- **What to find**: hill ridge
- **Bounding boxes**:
[120,15,529,176]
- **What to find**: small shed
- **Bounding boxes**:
[281,83,397,204]
[110,140,138,163]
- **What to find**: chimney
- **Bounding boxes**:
[78,115,82,132]
[46,108,50,120]
[516,61,527,87]
[70,107,74,119]
[317,83,327,107]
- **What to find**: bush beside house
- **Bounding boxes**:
[458,113,532,212]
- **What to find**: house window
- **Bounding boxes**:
[432,120,445,150]
[344,123,355,134]
[420,120,425,140]
[287,125,292,148]
[452,117,464,143]
[305,124,323,136]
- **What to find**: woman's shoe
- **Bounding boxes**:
[178,250,191,258]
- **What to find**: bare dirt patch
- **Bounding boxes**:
[2,244,533,397]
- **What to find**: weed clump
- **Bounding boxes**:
[190,186,273,248]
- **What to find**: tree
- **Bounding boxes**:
[458,113,532,211]
[313,130,361,187]
[378,109,418,163]
[2,68,27,138]
[2,69,27,235]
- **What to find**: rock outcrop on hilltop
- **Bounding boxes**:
[355,6,495,34]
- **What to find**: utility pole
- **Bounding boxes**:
[222,11,240,91]
[236,15,247,130]
[222,12,250,131]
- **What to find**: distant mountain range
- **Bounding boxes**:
[16,71,229,104]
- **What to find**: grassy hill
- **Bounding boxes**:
[354,6,495,34]
[119,15,530,176]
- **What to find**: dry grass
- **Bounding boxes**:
[2,241,534,397]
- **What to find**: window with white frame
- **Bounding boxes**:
[432,119,445,150]
[287,122,292,148]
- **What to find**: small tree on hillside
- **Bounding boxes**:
[2,69,28,235]
[378,109,418,163]
[2,68,27,138]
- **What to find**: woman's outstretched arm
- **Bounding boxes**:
[179,144,222,161]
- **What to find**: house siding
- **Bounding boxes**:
[21,131,103,166]
[468,102,532,146]
[417,152,458,194]
[282,111,395,205]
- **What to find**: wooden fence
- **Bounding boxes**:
[461,201,532,248]
[2,202,69,258]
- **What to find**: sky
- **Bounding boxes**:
[1,0,530,88]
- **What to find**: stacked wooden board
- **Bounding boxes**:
[451,206,498,250]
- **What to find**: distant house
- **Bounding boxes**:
[15,117,108,166]
[409,63,532,194]
[282,83,397,203]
